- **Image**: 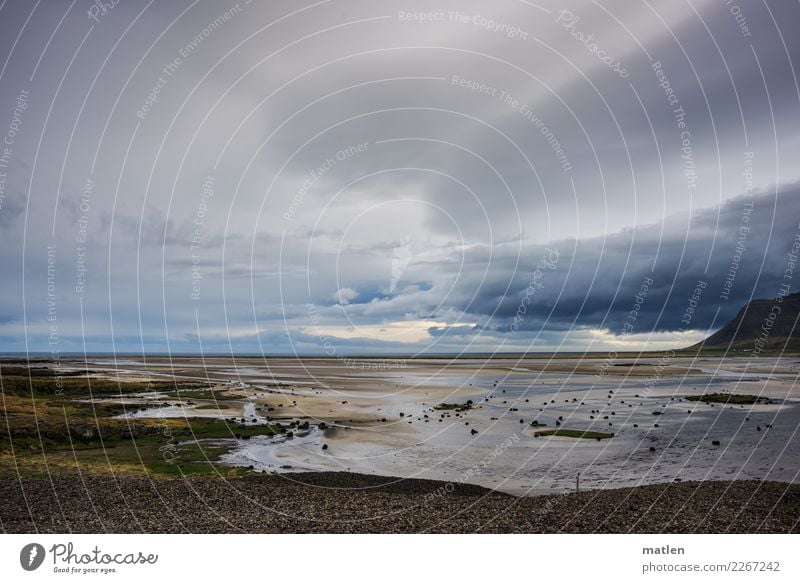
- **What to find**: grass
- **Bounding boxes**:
[159,388,242,401]
[534,428,614,439]
[193,403,234,410]
[686,393,772,405]
[0,367,283,479]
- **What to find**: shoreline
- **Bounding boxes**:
[1,473,797,533]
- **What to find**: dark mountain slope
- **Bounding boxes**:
[690,292,800,353]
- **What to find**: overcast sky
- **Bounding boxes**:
[1,0,798,355]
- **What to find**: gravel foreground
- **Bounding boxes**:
[1,473,798,533]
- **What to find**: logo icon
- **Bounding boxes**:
[20,543,46,571]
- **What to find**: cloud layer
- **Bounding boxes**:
[0,0,798,354]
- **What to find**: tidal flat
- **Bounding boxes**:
[3,354,797,496]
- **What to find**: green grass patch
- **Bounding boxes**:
[159,388,241,401]
[534,428,614,439]
[0,372,285,479]
[193,403,230,410]
[686,392,771,405]
[0,368,178,397]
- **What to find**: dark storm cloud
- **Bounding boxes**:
[1,0,799,353]
[461,186,800,336]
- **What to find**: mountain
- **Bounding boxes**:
[689,291,800,353]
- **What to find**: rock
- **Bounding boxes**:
[322,444,328,450]
[712,440,720,446]
[649,447,656,452]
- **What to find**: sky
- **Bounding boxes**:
[0,0,798,355]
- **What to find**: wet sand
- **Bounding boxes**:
[51,354,800,495]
